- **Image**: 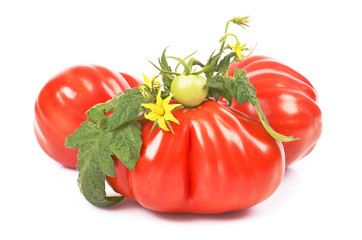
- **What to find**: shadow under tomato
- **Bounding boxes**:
[102,197,253,220]
[146,207,254,222]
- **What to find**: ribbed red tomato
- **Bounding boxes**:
[228,56,322,167]
[34,65,142,168]
[107,100,285,214]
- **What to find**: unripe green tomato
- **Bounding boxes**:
[171,75,209,107]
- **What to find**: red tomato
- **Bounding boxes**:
[228,56,322,167]
[107,100,285,214]
[34,65,142,168]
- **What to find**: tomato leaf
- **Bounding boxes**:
[65,89,144,207]
[205,69,298,142]
[65,121,124,207]
[232,69,298,142]
[108,88,145,131]
[88,92,123,115]
[110,121,142,171]
[159,48,174,90]
[216,52,237,76]
[204,75,233,105]
[227,69,258,106]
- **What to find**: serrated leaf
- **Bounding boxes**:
[231,69,257,105]
[110,121,142,171]
[108,88,145,131]
[87,107,105,124]
[87,92,123,115]
[204,75,225,89]
[216,52,237,76]
[204,51,223,79]
[230,69,299,142]
[204,75,235,105]
[78,165,124,207]
[159,48,174,90]
[65,121,125,207]
[160,47,171,72]
[162,74,173,89]
[66,121,115,177]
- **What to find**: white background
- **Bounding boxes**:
[1,0,361,239]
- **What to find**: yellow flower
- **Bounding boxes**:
[143,73,161,90]
[141,89,181,132]
[230,41,256,61]
[231,42,247,60]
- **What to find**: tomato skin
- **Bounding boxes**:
[228,56,322,167]
[119,72,142,88]
[107,100,285,214]
[34,65,141,168]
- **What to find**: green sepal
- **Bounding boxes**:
[159,47,174,89]
[192,51,223,79]
[188,58,204,71]
[167,56,191,75]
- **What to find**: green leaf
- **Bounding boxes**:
[228,69,258,106]
[204,75,225,89]
[204,75,233,105]
[110,121,143,171]
[108,88,145,131]
[160,47,171,71]
[65,121,124,207]
[231,69,298,142]
[87,108,106,124]
[159,48,174,89]
[78,164,125,207]
[203,51,223,79]
[192,51,223,78]
[87,92,123,115]
[216,52,237,76]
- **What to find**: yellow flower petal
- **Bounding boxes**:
[164,103,182,113]
[144,111,160,121]
[157,117,169,131]
[164,112,180,125]
[141,103,159,112]
[143,73,152,89]
[156,89,163,107]
[162,94,173,106]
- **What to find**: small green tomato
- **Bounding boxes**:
[171,75,209,107]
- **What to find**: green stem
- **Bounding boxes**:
[167,56,191,75]
[148,60,181,76]
[220,20,233,52]
[254,104,299,142]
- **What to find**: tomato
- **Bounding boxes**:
[228,56,322,167]
[107,100,284,214]
[171,74,209,107]
[34,65,142,168]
